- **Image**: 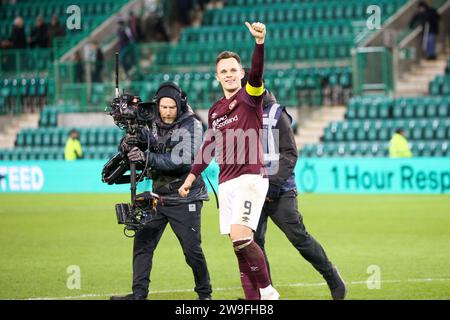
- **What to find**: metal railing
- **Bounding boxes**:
[352,46,394,95]
[393,0,450,87]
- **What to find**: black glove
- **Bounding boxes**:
[128,147,146,162]
[135,191,160,211]
[120,135,139,153]
[266,183,281,201]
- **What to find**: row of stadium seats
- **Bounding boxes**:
[0,77,54,114]
[155,39,353,66]
[345,96,450,119]
[76,66,352,111]
[323,118,450,142]
[1,77,53,98]
[15,127,123,148]
[1,0,127,75]
[226,0,335,5]
[0,146,117,161]
[203,0,406,25]
[0,49,53,74]
[224,0,402,6]
[38,107,59,127]
[180,21,356,44]
[429,75,450,96]
[301,140,450,158]
[138,67,352,108]
[0,0,124,20]
[0,15,109,41]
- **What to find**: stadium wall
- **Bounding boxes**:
[0,158,449,194]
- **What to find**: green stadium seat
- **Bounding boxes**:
[42,132,51,146]
[411,126,423,140]
[423,123,435,140]
[323,127,334,142]
[437,103,448,117]
[403,103,415,118]
[33,131,43,146]
[367,102,378,118]
[443,82,450,96]
[332,122,344,141]
[87,129,97,145]
[426,103,438,117]
[358,142,370,157]
[367,122,379,141]
[415,104,426,118]
[97,128,107,146]
[378,126,390,141]
[356,122,369,141]
[421,143,433,157]
[435,125,447,140]
[79,129,88,146]
[15,133,25,147]
[356,103,368,118]
[430,77,441,95]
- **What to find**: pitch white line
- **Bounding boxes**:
[22,278,450,300]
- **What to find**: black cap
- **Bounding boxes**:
[154,82,186,115]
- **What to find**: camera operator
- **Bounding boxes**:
[111,82,212,300]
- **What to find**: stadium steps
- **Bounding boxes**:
[396,55,448,97]
[295,106,346,148]
[0,113,39,148]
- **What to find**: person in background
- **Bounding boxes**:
[47,14,65,48]
[128,11,142,42]
[29,15,48,48]
[409,1,440,60]
[117,15,135,77]
[4,16,27,49]
[389,128,413,158]
[64,129,83,161]
[73,50,84,83]
[110,82,212,300]
[91,41,104,83]
[251,79,346,300]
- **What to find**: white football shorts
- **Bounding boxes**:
[218,174,269,235]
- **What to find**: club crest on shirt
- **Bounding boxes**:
[229,100,237,110]
[211,112,218,119]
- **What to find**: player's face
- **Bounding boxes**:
[216,58,245,94]
[159,97,177,124]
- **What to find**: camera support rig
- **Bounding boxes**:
[101,52,159,237]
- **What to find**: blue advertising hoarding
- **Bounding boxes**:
[0,158,449,194]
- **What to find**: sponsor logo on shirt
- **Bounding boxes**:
[212,114,239,130]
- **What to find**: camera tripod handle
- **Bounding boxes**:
[115,52,120,98]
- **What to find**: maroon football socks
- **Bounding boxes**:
[233,238,271,299]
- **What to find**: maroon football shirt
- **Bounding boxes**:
[191,43,265,184]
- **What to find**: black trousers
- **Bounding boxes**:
[255,190,334,278]
[132,201,212,299]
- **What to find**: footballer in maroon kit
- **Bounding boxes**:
[179,21,280,300]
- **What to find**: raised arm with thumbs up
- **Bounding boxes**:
[245,21,266,44]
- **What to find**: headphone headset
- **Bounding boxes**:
[153,82,188,112]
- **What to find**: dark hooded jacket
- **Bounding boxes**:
[135,102,209,206]
[409,2,440,34]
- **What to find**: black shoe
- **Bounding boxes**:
[197,295,212,300]
[324,266,347,300]
[110,293,146,300]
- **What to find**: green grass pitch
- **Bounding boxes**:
[0,193,449,300]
